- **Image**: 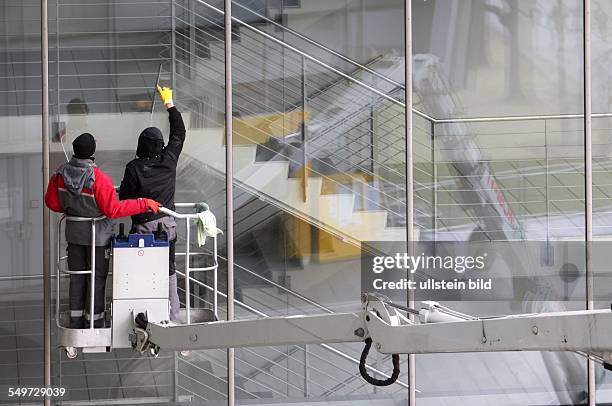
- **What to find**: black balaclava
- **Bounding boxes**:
[72,133,96,159]
[136,127,164,158]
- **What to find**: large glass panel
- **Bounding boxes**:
[591,0,612,402]
[0,0,45,393]
[224,0,429,402]
[46,0,228,402]
[229,0,405,80]
[50,0,173,402]
[418,0,588,403]
[413,0,584,119]
[3,0,603,404]
[173,0,232,402]
[421,117,589,404]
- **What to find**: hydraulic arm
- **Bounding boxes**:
[133,293,612,386]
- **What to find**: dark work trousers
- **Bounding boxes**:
[168,238,179,321]
[67,243,110,328]
[169,238,176,275]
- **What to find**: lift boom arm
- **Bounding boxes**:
[136,294,612,360]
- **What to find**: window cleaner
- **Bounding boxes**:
[45,133,160,329]
[54,203,219,359]
[119,84,186,322]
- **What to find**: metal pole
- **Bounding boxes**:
[433,111,612,124]
[41,0,51,402]
[301,56,308,203]
[171,0,176,90]
[303,344,309,397]
[431,120,436,242]
[185,218,191,324]
[55,0,60,119]
[370,105,375,174]
[224,0,235,404]
[280,0,285,140]
[544,120,553,266]
[173,351,179,402]
[189,0,195,79]
[90,220,95,329]
[56,219,63,323]
[213,236,218,319]
[583,1,595,404]
[545,120,549,241]
[404,1,416,405]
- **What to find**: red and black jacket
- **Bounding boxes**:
[45,157,150,246]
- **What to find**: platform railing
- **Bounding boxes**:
[159,204,219,323]
[56,214,106,331]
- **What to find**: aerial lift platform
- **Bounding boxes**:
[55,205,612,386]
[55,204,218,359]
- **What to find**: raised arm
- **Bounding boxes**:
[157,86,186,161]
[165,107,186,160]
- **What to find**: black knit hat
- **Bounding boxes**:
[72,133,96,159]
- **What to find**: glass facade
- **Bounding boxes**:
[1,0,610,405]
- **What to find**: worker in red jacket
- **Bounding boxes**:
[45,133,161,329]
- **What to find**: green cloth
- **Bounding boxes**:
[196,208,222,246]
[195,202,209,213]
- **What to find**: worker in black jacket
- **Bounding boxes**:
[119,85,185,321]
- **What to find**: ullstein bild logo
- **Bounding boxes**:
[371,253,487,274]
[372,278,492,291]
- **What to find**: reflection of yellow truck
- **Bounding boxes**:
[232,110,378,262]
[282,214,360,263]
[284,170,374,263]
[231,110,310,144]
[231,109,363,262]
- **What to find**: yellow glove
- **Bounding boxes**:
[157,85,173,105]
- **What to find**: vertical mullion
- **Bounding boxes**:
[171,0,176,89]
[583,0,595,405]
[404,0,416,405]
[224,0,235,405]
[41,0,52,404]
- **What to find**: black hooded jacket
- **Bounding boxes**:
[119,106,186,224]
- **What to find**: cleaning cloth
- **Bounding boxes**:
[195,203,222,246]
